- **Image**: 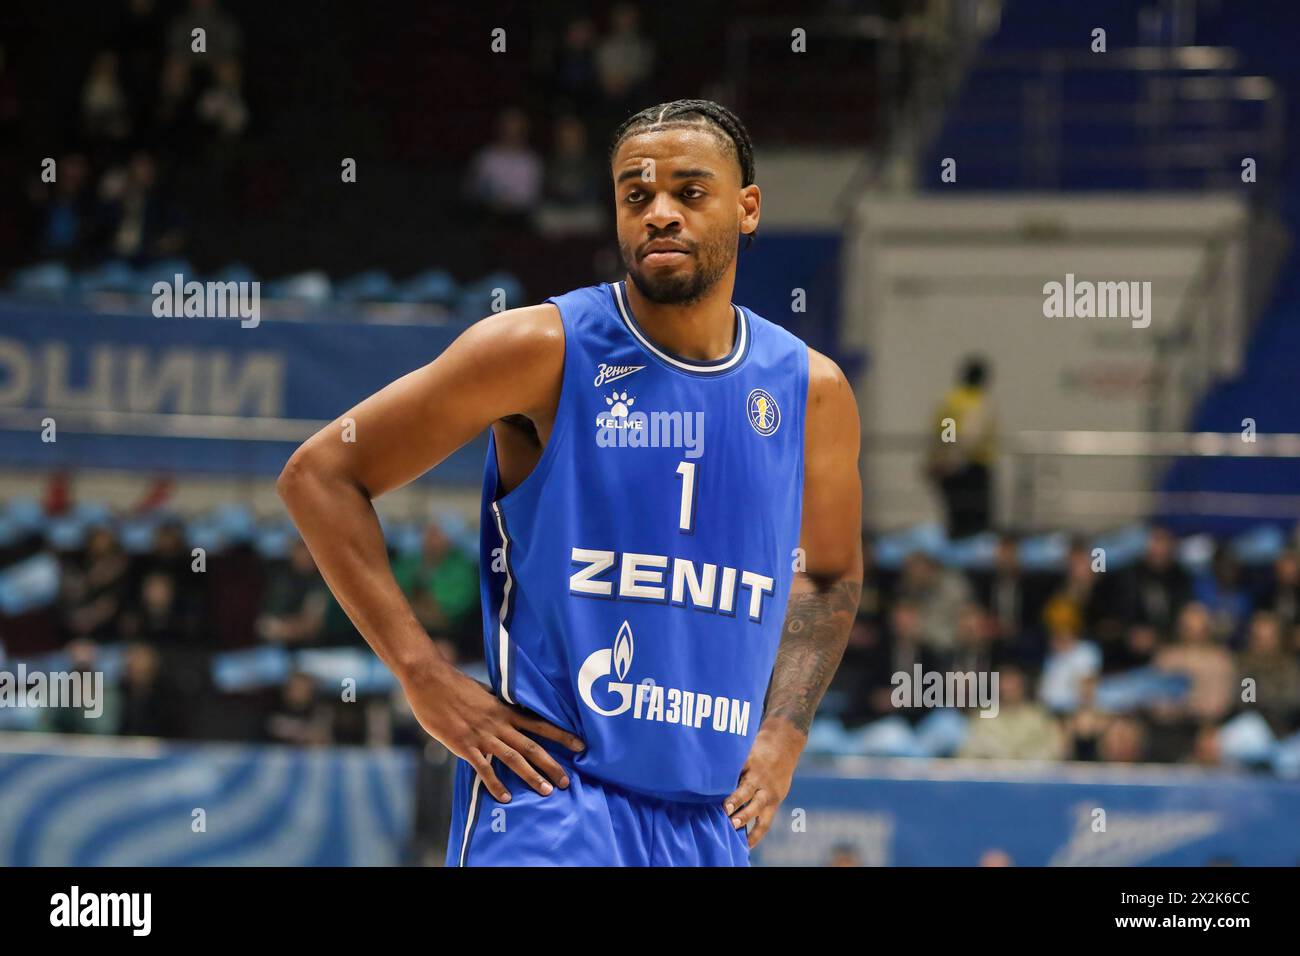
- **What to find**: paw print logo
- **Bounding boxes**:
[605,390,635,417]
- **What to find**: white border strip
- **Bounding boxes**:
[458,774,482,867]
[490,501,514,705]
[610,282,747,373]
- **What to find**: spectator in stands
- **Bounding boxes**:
[972,531,1049,654]
[898,549,972,667]
[826,613,888,727]
[1194,543,1251,647]
[1036,595,1101,714]
[1109,524,1191,639]
[1118,623,1161,672]
[1048,537,1113,666]
[595,3,656,111]
[959,665,1063,760]
[166,0,243,65]
[41,639,118,735]
[873,598,930,723]
[59,526,131,644]
[465,107,543,221]
[30,153,97,260]
[256,539,328,646]
[117,642,185,737]
[1097,716,1146,763]
[153,54,202,153]
[119,567,204,648]
[1261,549,1300,634]
[1057,534,1159,671]
[195,57,249,139]
[1154,602,1235,723]
[538,116,605,227]
[1191,723,1222,767]
[549,17,600,112]
[1237,611,1300,734]
[265,671,330,746]
[98,151,185,262]
[121,520,204,643]
[827,844,863,867]
[857,530,890,629]
[925,355,996,539]
[1062,674,1113,760]
[81,50,133,144]
[392,522,479,664]
[951,602,1005,675]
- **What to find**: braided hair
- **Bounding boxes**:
[608,99,757,249]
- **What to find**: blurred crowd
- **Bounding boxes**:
[462,3,658,238]
[19,0,254,268]
[9,500,1300,772]
[10,0,663,280]
[830,525,1300,767]
[5,510,480,749]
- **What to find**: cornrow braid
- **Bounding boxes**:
[608,99,758,249]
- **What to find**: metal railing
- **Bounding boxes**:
[865,429,1300,530]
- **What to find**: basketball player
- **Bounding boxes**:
[278,100,863,865]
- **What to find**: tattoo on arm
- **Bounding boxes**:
[764,578,860,735]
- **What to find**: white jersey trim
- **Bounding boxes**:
[610,281,748,374]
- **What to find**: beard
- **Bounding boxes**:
[620,230,735,306]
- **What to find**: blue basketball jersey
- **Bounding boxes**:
[477,280,808,802]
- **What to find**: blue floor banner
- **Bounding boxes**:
[754,757,1300,866]
[0,736,415,866]
[4,736,1297,867]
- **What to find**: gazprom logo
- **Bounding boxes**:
[574,620,753,736]
[577,621,636,717]
[613,621,634,679]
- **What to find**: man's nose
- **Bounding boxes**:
[642,192,682,231]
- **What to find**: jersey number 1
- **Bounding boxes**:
[675,460,696,533]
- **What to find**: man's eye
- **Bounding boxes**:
[683,188,704,199]
[625,191,645,203]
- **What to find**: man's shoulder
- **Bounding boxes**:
[803,345,858,432]
[464,302,564,362]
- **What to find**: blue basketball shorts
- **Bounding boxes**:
[445,748,750,867]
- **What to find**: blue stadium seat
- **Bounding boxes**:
[455,272,524,317]
[0,552,61,615]
[73,259,138,295]
[132,258,195,296]
[264,270,333,303]
[10,261,72,298]
[46,517,89,551]
[393,268,456,305]
[253,521,297,559]
[211,262,258,285]
[1231,524,1286,564]
[3,498,45,534]
[1218,711,1278,767]
[1018,532,1069,571]
[336,269,397,302]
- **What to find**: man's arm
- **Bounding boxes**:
[725,348,863,847]
[276,304,584,803]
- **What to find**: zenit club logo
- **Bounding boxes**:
[594,363,644,387]
[576,620,752,736]
[747,388,779,436]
